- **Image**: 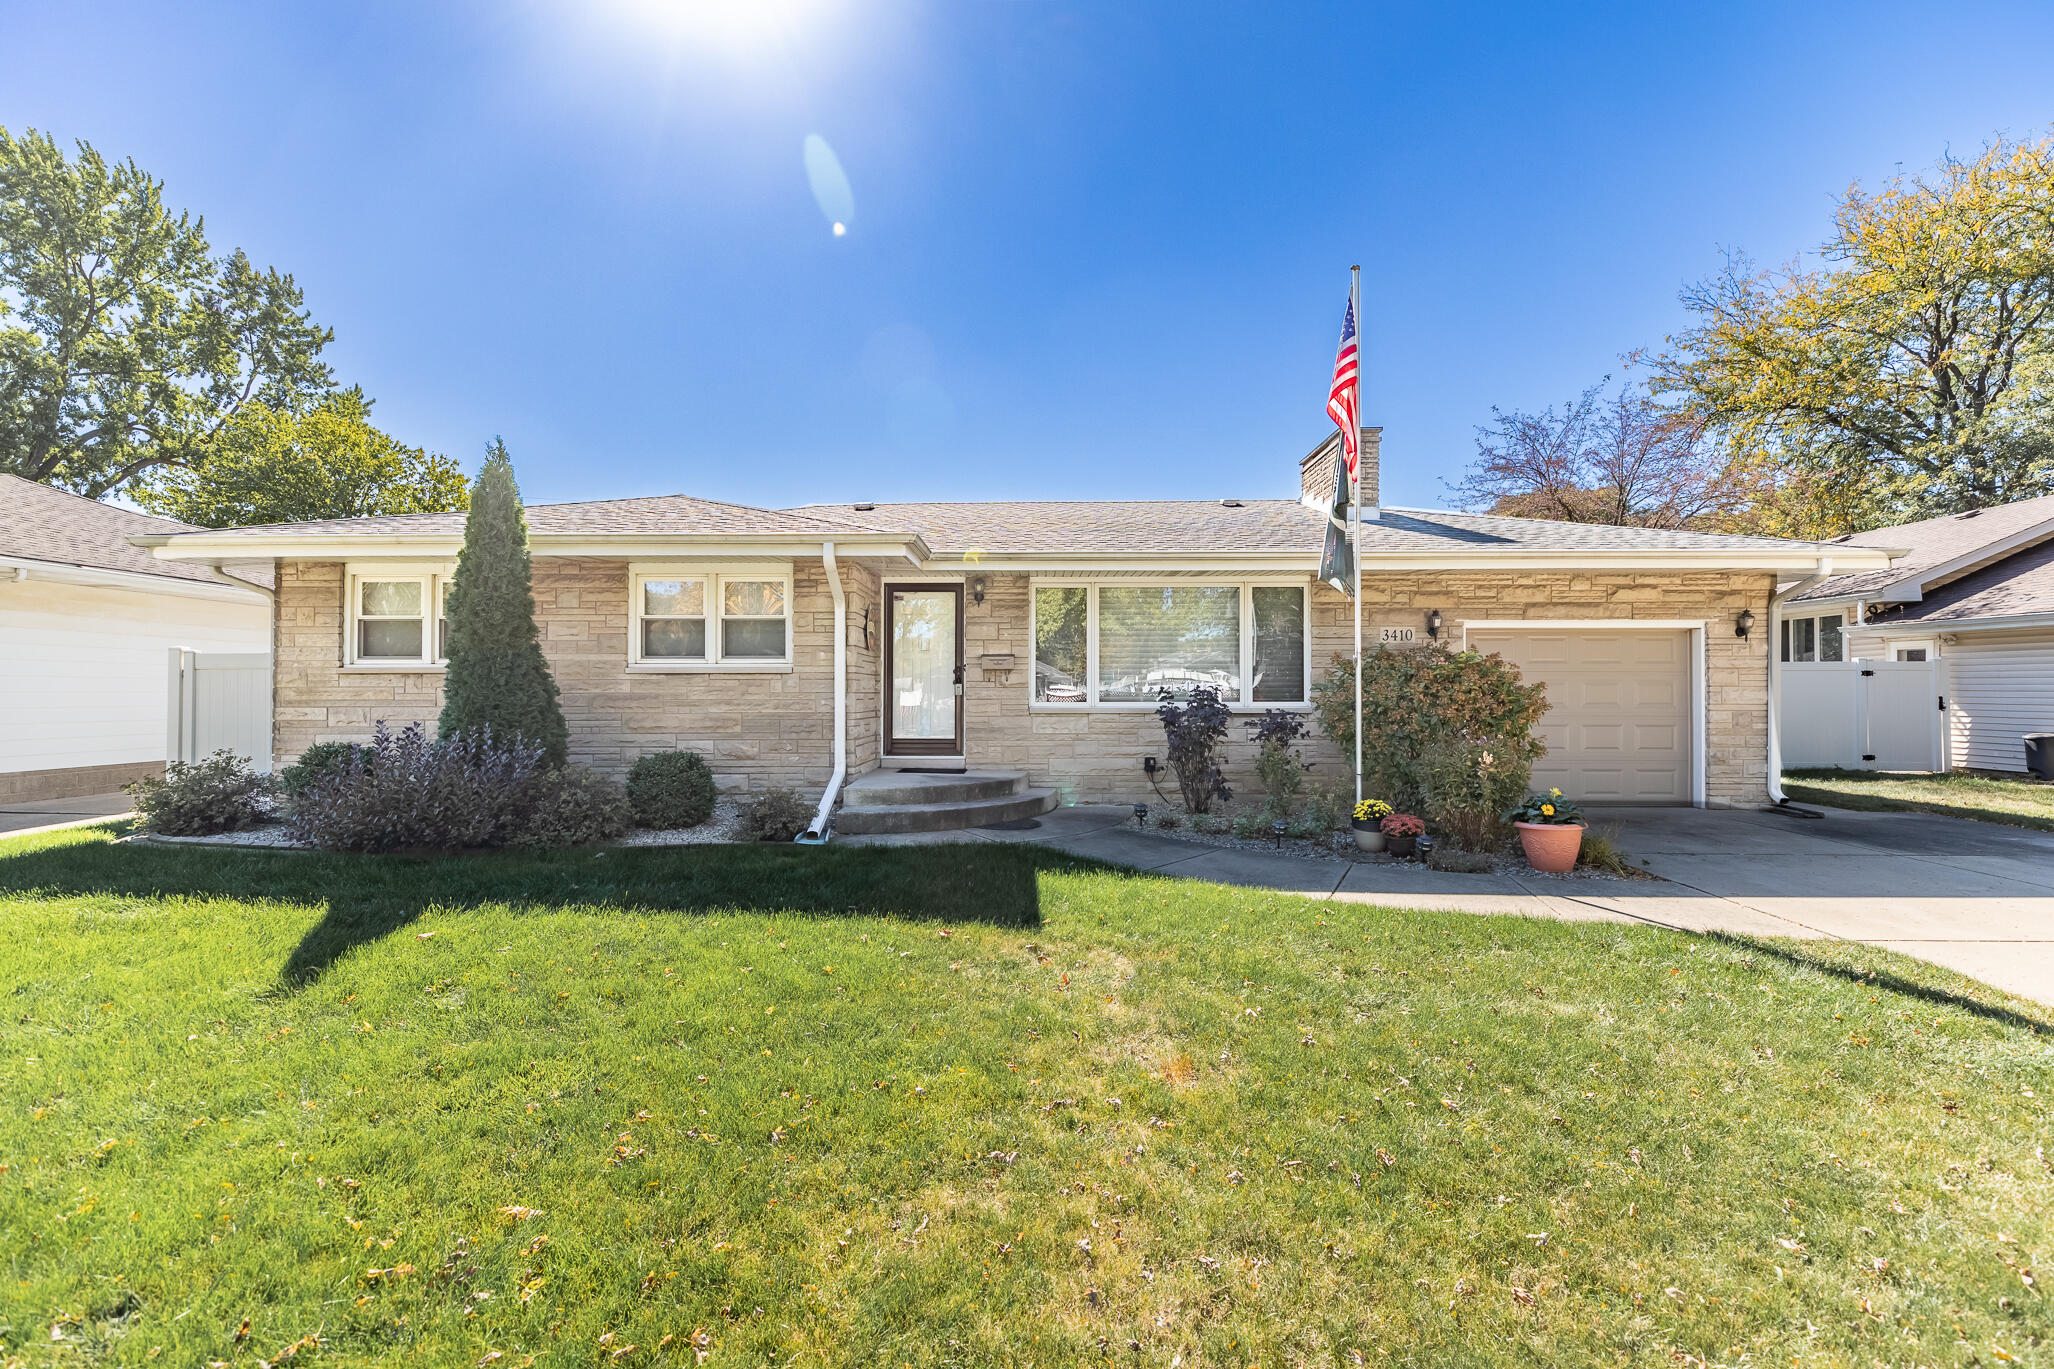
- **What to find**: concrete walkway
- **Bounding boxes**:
[846,802,2054,1006]
[0,792,133,837]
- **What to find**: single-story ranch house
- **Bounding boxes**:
[135,431,1891,831]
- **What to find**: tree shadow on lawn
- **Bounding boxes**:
[0,836,1093,989]
[1703,930,2052,1036]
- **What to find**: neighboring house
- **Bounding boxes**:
[0,474,273,803]
[134,431,1886,830]
[1784,494,2054,772]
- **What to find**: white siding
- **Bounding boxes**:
[0,578,270,775]
[1943,629,2054,773]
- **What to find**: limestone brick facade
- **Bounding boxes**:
[275,557,1773,810]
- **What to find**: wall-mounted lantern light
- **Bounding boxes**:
[1735,608,1755,639]
[969,576,987,607]
[1425,609,1443,641]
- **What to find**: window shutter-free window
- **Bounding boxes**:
[1251,586,1306,702]
[358,579,426,660]
[1095,585,1241,702]
[640,577,708,659]
[721,579,787,658]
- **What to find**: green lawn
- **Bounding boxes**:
[1784,767,2054,832]
[2,825,2049,1368]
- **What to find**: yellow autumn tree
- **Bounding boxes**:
[1656,133,2054,533]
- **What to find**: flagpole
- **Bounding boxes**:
[1350,264,1363,809]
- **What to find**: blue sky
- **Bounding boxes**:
[9,2,2054,511]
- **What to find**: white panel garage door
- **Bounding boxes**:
[1466,629,1693,804]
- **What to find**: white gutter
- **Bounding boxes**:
[798,541,848,844]
[0,553,271,603]
[1765,555,1831,806]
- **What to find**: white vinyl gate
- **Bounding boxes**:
[166,648,273,773]
[1779,659,1944,772]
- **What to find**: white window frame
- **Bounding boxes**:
[1780,610,1846,663]
[1027,578,1314,712]
[628,562,794,673]
[343,563,454,671]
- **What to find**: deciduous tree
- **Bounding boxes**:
[0,127,332,497]
[1655,134,2054,528]
[1450,380,1749,529]
[135,388,468,527]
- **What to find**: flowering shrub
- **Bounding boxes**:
[284,721,545,852]
[126,750,272,835]
[1380,812,1425,838]
[1417,735,1532,850]
[1155,685,1233,814]
[1352,797,1393,824]
[1508,787,1582,826]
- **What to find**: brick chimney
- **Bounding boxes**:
[1298,426,1381,515]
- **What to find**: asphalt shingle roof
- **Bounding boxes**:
[1875,534,2054,625]
[0,474,244,586]
[787,499,1840,556]
[1791,493,2054,602]
[185,492,889,540]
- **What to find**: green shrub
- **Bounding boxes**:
[741,787,813,842]
[1229,811,1266,840]
[1313,646,1549,814]
[1192,814,1230,836]
[1152,811,1183,831]
[278,741,366,795]
[1245,709,1311,817]
[511,766,633,848]
[126,750,272,836]
[1416,734,1531,851]
[626,750,717,829]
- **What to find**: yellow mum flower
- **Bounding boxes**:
[1549,787,1563,797]
[1540,803,1556,816]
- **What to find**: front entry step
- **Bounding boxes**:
[835,769,1058,835]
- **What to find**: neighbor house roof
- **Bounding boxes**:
[1865,534,2054,630]
[1790,492,2054,604]
[0,473,269,591]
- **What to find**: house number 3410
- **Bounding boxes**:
[1378,626,1416,644]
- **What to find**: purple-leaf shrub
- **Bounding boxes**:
[284,721,545,852]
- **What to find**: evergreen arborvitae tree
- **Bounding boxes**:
[436,440,568,765]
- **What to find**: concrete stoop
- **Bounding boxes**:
[834,769,1058,835]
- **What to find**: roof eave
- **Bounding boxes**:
[1866,610,2054,635]
[137,530,933,562]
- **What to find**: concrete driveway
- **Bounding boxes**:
[0,792,134,837]
[869,802,2054,1007]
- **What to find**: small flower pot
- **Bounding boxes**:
[1350,821,1387,853]
[1385,833,1418,858]
[1515,820,1584,874]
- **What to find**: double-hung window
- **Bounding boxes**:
[1031,581,1310,707]
[346,567,451,668]
[1780,612,1844,663]
[630,565,792,669]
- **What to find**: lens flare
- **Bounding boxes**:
[804,134,855,235]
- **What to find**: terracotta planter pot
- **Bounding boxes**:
[1516,821,1584,874]
[1385,833,1418,858]
[1350,821,1387,853]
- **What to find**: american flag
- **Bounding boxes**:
[1326,291,1360,480]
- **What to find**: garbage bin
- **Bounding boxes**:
[2027,734,2054,781]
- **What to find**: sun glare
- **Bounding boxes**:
[595,0,842,58]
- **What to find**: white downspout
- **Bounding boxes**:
[1766,556,1831,805]
[798,541,848,843]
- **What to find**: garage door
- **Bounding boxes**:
[1466,629,1693,804]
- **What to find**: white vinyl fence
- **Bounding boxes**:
[166,648,273,773]
[1779,659,1944,772]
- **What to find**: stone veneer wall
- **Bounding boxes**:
[275,556,881,793]
[957,569,1774,808]
[277,559,1772,809]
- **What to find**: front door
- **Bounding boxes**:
[885,584,964,756]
